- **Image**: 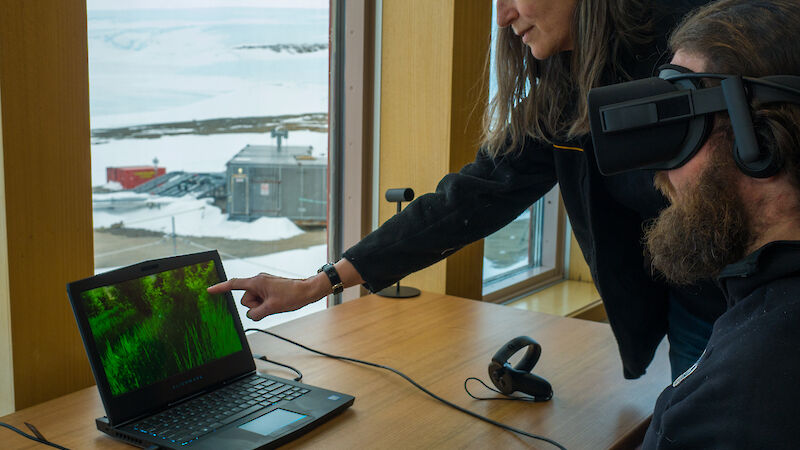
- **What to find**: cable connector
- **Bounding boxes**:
[252,353,303,381]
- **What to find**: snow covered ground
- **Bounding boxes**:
[86,5,328,129]
[88,0,326,11]
[93,193,305,241]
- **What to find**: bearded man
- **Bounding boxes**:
[591,0,800,447]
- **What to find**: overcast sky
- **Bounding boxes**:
[87,0,327,10]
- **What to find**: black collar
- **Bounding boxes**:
[717,241,800,307]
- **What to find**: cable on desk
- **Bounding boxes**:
[464,377,539,402]
[252,353,303,381]
[244,328,567,450]
[0,421,70,450]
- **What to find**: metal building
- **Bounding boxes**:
[226,143,326,225]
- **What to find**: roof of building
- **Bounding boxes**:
[132,171,226,198]
[107,166,163,171]
[227,144,326,167]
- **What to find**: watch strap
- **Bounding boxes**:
[318,263,343,295]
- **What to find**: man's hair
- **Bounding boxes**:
[482,0,652,156]
[670,0,800,188]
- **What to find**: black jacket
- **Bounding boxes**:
[643,241,800,448]
[343,0,724,379]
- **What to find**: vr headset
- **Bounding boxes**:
[588,64,800,178]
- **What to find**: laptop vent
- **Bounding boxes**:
[113,431,144,446]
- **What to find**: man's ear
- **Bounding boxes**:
[748,107,800,179]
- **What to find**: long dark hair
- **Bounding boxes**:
[669,0,800,190]
[483,0,652,156]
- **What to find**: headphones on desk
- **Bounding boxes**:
[488,336,553,402]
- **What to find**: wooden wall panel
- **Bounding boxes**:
[0,0,95,409]
[378,0,490,299]
[444,1,491,299]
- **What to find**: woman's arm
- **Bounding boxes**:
[208,137,558,319]
[345,138,558,292]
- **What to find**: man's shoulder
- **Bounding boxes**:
[714,276,800,375]
[745,272,800,318]
[723,275,800,333]
[654,283,800,447]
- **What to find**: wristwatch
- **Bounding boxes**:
[317,263,344,295]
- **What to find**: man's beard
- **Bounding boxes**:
[645,148,752,285]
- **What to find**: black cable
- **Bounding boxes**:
[0,421,70,450]
[252,353,303,381]
[244,328,567,450]
[463,377,538,402]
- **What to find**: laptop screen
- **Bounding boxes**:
[79,259,243,397]
[68,251,256,425]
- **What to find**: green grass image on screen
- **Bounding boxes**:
[81,260,243,396]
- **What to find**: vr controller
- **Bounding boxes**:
[588,64,800,178]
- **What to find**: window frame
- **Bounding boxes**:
[332,0,377,303]
[482,188,568,303]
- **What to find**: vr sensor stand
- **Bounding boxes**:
[377,188,421,299]
[378,283,421,298]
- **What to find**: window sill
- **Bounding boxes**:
[505,280,606,322]
[482,264,563,303]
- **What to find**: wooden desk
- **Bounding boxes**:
[0,292,670,449]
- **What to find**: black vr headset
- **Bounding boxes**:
[588,64,800,178]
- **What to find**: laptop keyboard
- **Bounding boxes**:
[132,374,310,446]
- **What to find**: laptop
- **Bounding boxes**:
[67,250,354,449]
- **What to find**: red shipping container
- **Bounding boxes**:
[106,166,166,189]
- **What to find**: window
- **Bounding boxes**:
[482,188,566,299]
[482,4,566,301]
[87,0,332,328]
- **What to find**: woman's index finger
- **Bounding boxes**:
[207,277,252,293]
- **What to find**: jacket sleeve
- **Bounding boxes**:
[343,138,557,292]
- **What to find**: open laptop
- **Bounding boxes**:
[67,250,354,449]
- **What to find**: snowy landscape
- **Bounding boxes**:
[88,1,330,325]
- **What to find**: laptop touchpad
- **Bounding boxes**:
[239,409,307,436]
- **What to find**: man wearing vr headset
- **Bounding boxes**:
[589,0,800,446]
